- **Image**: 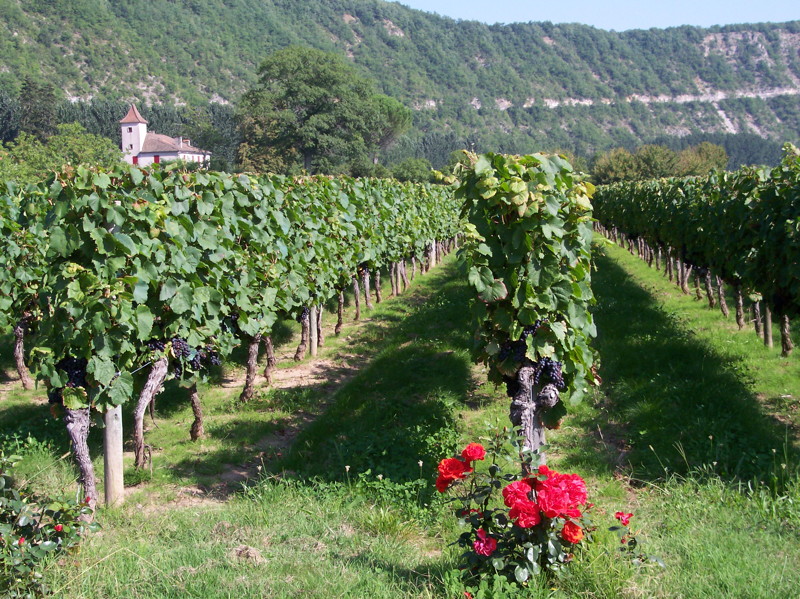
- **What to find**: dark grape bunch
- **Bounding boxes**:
[48,356,88,405]
[171,337,192,359]
[498,319,546,363]
[221,312,241,334]
[498,339,526,362]
[535,357,565,390]
[296,306,310,323]
[170,338,222,377]
[145,338,166,352]
[521,319,546,340]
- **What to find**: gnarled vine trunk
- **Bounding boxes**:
[13,320,34,390]
[64,407,97,518]
[734,282,746,329]
[361,268,373,310]
[316,306,325,348]
[134,357,169,469]
[294,310,310,361]
[189,383,204,441]
[262,335,277,385]
[240,334,262,403]
[374,270,382,303]
[335,291,344,335]
[703,270,716,308]
[753,302,763,336]
[780,313,793,357]
[399,260,409,291]
[352,276,361,321]
[716,276,730,318]
[389,263,398,296]
[508,365,561,470]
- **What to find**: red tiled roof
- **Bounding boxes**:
[140,133,209,155]
[119,104,148,124]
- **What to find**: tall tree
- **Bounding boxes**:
[365,94,412,165]
[18,76,57,142]
[238,46,381,174]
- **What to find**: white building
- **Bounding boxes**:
[120,105,210,166]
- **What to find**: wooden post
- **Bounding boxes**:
[309,306,318,357]
[103,405,124,507]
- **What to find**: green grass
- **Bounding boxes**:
[3,249,800,598]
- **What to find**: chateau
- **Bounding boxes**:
[119,105,210,166]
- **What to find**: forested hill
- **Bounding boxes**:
[2,0,800,162]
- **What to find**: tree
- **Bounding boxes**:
[18,76,58,142]
[364,95,412,165]
[677,142,728,176]
[633,145,679,180]
[238,46,381,174]
[0,123,122,185]
[591,147,637,184]
[392,157,432,182]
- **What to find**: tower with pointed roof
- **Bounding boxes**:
[120,105,148,164]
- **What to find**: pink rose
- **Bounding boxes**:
[472,529,497,556]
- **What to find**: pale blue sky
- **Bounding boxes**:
[394,0,798,31]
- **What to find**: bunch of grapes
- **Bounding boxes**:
[535,357,565,390]
[170,337,191,359]
[221,312,241,334]
[56,357,88,388]
[296,306,310,323]
[498,339,527,363]
[521,319,545,340]
[48,356,88,405]
[145,338,166,352]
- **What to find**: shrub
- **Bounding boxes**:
[0,451,98,597]
[436,429,594,588]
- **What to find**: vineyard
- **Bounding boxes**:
[1,153,799,597]
[593,143,800,357]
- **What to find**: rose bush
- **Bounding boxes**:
[436,428,594,587]
[1,451,99,597]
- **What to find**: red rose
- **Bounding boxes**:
[615,511,633,526]
[437,457,471,480]
[535,470,587,518]
[18,537,25,546]
[435,475,452,493]
[461,443,486,462]
[501,479,534,508]
[509,498,541,528]
[561,521,584,544]
[54,524,63,533]
[473,528,498,556]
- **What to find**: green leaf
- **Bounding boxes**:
[479,279,508,303]
[93,172,112,189]
[136,305,154,338]
[169,284,193,314]
[108,371,134,406]
[62,387,89,410]
[88,356,116,387]
[514,565,530,583]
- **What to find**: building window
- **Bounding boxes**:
[127,127,132,133]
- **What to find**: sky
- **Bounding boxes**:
[394,0,798,31]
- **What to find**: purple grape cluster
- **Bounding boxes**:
[171,337,191,358]
[535,357,565,390]
[296,306,310,323]
[145,339,166,352]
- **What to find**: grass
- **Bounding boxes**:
[2,248,800,598]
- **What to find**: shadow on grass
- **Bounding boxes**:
[284,263,475,484]
[576,249,800,484]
